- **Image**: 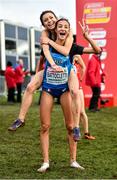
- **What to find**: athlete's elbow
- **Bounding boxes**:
[64,49,70,56]
[83,66,86,72]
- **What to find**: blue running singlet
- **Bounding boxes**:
[42,51,72,97]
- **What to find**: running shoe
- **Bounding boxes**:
[73,127,80,141]
[84,133,96,140]
[37,162,49,173]
[70,161,85,170]
[8,119,25,131]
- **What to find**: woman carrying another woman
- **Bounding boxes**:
[8,11,101,142]
[38,18,84,173]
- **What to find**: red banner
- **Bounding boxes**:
[76,0,117,106]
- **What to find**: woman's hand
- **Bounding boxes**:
[79,19,89,39]
[51,64,64,72]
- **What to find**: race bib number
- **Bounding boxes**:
[46,67,68,85]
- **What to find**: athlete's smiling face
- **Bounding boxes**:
[55,19,70,41]
[42,12,57,30]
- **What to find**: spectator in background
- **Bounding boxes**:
[15,59,29,103]
[5,61,16,103]
[85,53,105,112]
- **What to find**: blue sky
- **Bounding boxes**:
[0,0,76,33]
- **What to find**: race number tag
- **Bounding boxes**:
[46,67,68,85]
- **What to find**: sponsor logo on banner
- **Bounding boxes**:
[89,28,106,39]
[83,2,112,24]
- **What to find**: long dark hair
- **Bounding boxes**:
[40,10,57,26]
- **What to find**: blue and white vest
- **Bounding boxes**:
[42,51,72,89]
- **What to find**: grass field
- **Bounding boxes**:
[0,95,117,179]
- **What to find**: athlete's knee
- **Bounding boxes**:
[70,89,79,99]
[80,111,85,117]
[41,123,50,133]
[26,83,35,94]
[80,111,83,116]
[66,124,73,134]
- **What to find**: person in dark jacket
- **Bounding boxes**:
[85,54,105,112]
[5,61,16,103]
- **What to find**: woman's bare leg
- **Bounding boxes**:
[60,92,77,162]
[68,69,81,128]
[68,69,81,141]
[40,91,54,163]
[8,70,44,131]
[79,89,89,133]
[79,89,95,140]
[60,92,84,169]
[18,71,44,121]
